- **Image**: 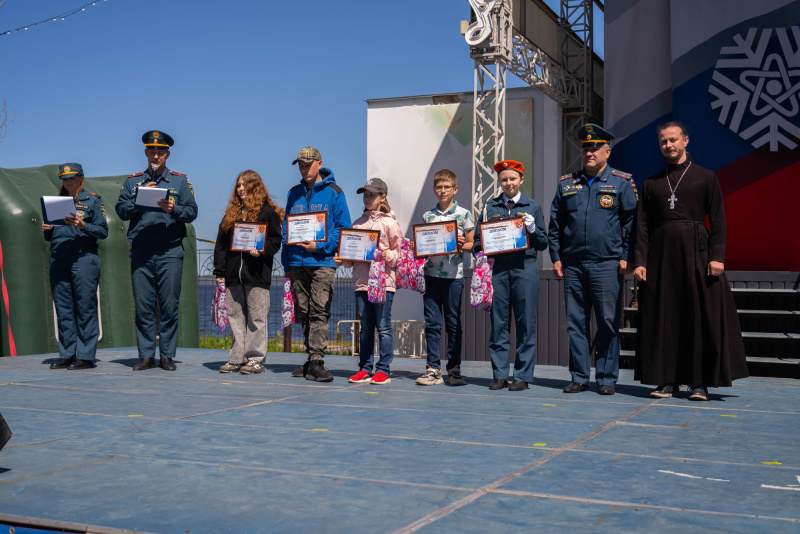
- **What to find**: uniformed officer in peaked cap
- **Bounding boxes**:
[115,130,198,371]
[43,163,108,370]
[548,123,638,395]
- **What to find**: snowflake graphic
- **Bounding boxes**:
[709,27,800,151]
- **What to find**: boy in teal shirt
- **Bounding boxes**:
[416,169,475,386]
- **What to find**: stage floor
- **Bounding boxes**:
[0,349,798,533]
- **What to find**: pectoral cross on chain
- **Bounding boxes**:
[668,193,677,209]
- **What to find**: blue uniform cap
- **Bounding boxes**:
[578,123,615,148]
[58,163,83,179]
[142,130,174,148]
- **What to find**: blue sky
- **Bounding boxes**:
[1,0,602,242]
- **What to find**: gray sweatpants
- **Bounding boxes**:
[227,284,270,364]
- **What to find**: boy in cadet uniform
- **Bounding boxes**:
[548,123,638,396]
[415,169,474,386]
[283,147,351,382]
[473,160,549,391]
[115,130,198,371]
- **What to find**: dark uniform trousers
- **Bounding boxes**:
[563,259,623,386]
[131,245,184,359]
[50,254,101,360]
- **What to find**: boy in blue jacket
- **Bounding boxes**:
[283,147,352,381]
[473,160,548,391]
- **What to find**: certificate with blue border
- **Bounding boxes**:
[337,228,379,263]
[479,217,528,256]
[413,221,459,258]
[231,222,267,252]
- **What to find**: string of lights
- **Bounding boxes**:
[0,0,109,37]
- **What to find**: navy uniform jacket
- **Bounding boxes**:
[474,192,549,263]
[548,165,637,263]
[115,166,198,249]
[45,191,109,257]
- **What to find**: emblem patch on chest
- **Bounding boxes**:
[599,195,614,209]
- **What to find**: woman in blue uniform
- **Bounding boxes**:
[42,163,108,370]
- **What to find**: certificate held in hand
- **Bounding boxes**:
[231,222,267,252]
[338,228,379,263]
[413,221,459,258]
[286,211,327,244]
[134,186,169,212]
[479,217,528,256]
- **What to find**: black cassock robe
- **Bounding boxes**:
[634,158,748,387]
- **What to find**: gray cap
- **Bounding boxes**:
[357,178,388,195]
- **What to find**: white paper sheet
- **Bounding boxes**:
[41,196,76,225]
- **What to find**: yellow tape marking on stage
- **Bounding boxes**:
[221,382,232,385]
[543,404,557,407]
[365,391,379,394]
[128,415,143,417]
[533,443,547,447]
[720,414,738,417]
[763,461,782,465]
[312,429,328,432]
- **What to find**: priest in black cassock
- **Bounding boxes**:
[633,122,748,401]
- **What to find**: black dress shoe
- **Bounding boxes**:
[50,356,76,369]
[67,359,95,370]
[508,380,529,391]
[132,358,156,371]
[563,382,590,393]
[597,385,615,395]
[160,358,177,371]
[489,379,508,390]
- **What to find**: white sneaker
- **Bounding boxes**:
[415,367,443,386]
[240,359,265,374]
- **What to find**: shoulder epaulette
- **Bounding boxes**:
[611,169,633,180]
[169,170,187,177]
[560,172,578,181]
[90,192,102,198]
[128,171,145,178]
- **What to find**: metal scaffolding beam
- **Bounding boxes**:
[465,0,595,217]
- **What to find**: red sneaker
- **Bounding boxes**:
[370,371,391,385]
[348,370,372,383]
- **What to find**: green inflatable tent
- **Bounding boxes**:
[0,165,199,357]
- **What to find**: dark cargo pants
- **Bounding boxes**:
[291,266,336,361]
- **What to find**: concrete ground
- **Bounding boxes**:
[0,349,798,533]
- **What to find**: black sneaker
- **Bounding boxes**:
[305,360,334,382]
[689,386,708,401]
[650,384,677,398]
[291,361,309,378]
[447,368,467,386]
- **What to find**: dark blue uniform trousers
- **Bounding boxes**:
[563,259,622,386]
[50,254,101,361]
[489,258,539,382]
[131,246,183,359]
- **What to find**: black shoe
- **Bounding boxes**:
[688,386,708,401]
[447,368,467,386]
[132,358,156,371]
[305,360,333,382]
[650,384,677,398]
[291,360,310,378]
[597,385,615,395]
[67,359,95,370]
[508,380,529,391]
[50,356,76,369]
[563,382,589,393]
[160,358,177,371]
[489,379,508,390]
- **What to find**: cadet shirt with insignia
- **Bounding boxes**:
[422,201,475,279]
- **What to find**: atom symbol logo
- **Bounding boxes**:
[709,27,800,151]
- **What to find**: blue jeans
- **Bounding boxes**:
[423,276,463,370]
[355,290,394,374]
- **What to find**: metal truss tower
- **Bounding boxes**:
[465,0,595,217]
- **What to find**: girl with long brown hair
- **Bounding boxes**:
[213,170,283,374]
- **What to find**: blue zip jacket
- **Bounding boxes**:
[114,166,198,249]
[281,168,352,270]
[473,192,548,266]
[45,190,109,257]
[548,165,638,263]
